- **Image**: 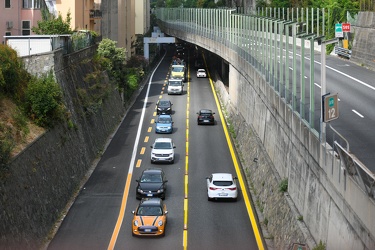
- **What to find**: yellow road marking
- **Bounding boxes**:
[140,147,145,155]
[151,119,155,124]
[136,159,142,168]
[153,111,157,116]
[148,127,152,132]
[144,136,149,143]
[207,66,265,250]
[107,173,132,250]
[159,95,162,99]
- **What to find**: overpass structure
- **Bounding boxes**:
[155,8,375,249]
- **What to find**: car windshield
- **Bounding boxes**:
[137,206,163,216]
[159,102,170,107]
[213,181,233,186]
[172,67,184,72]
[198,69,205,72]
[157,117,171,124]
[169,81,181,86]
[154,142,172,149]
[141,174,162,183]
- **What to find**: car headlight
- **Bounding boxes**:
[137,188,143,193]
[158,220,163,226]
[134,220,139,226]
[167,108,171,110]
[157,188,164,193]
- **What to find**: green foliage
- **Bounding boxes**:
[24,73,65,128]
[32,9,73,35]
[297,215,304,221]
[312,241,326,250]
[279,178,288,192]
[166,0,183,7]
[0,125,13,170]
[77,71,112,115]
[97,39,126,73]
[0,45,30,100]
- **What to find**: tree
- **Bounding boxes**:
[166,0,183,7]
[32,9,73,35]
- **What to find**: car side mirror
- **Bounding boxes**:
[132,211,135,214]
[165,211,168,215]
[206,177,209,179]
[150,146,153,148]
[213,112,216,114]
[165,180,168,183]
[136,179,139,182]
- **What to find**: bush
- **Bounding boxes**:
[24,73,65,128]
[279,178,288,193]
[0,127,13,170]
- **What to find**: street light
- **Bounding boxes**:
[318,37,339,146]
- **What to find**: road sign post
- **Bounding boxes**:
[322,93,339,122]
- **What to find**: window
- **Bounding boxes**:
[23,0,44,9]
[5,0,10,8]
[5,32,11,36]
[22,20,31,35]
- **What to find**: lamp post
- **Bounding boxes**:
[319,38,339,145]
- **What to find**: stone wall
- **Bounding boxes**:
[351,12,375,71]
[0,47,125,249]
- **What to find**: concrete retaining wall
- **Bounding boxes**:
[352,12,375,71]
[161,22,375,249]
[0,47,125,249]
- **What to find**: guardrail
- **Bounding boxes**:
[335,46,352,59]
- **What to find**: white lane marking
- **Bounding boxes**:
[352,109,364,118]
[127,53,166,174]
[288,50,375,92]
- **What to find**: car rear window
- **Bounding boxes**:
[213,181,233,186]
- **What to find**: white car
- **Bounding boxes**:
[206,173,238,201]
[196,68,207,78]
[150,138,176,164]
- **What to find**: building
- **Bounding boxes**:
[1,0,45,44]
[1,0,102,45]
[135,0,150,35]
[101,0,139,59]
[54,0,102,34]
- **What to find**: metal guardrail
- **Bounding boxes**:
[335,46,352,59]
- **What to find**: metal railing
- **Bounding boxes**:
[155,7,375,198]
[335,46,352,59]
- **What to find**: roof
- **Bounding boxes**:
[211,173,233,181]
[142,168,163,174]
[199,109,213,113]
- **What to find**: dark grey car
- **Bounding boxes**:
[136,168,168,200]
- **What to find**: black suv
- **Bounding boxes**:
[157,100,173,115]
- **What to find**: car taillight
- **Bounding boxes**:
[198,115,203,119]
[209,187,219,190]
[227,187,237,191]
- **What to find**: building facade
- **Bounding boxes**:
[1,0,45,44]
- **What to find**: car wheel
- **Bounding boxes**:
[170,159,174,164]
[207,196,212,201]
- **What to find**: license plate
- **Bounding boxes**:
[145,229,151,232]
[219,193,228,196]
[204,120,209,122]
[147,194,153,197]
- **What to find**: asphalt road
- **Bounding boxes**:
[47,45,261,250]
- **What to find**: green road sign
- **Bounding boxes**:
[322,93,339,122]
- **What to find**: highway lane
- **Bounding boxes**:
[279,48,375,171]
[48,45,262,250]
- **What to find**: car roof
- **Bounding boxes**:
[142,168,163,175]
[155,138,172,143]
[159,100,171,104]
[211,173,233,181]
[199,109,213,113]
[198,68,206,71]
[140,198,163,207]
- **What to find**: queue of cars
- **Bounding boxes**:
[131,43,238,237]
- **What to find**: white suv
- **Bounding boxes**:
[150,138,176,164]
